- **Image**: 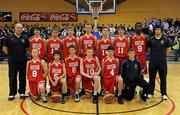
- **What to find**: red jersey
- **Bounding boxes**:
[63,36,79,58]
[82,57,98,76]
[29,36,46,59]
[80,35,96,56]
[27,59,44,82]
[98,38,113,61]
[114,36,129,57]
[131,34,146,56]
[103,57,119,79]
[49,61,63,81]
[65,56,80,77]
[47,38,62,61]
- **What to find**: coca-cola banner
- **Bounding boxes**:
[19,12,78,22]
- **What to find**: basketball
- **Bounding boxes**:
[50,95,61,103]
[103,93,115,104]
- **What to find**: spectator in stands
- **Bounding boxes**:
[174,18,180,30]
[172,35,179,61]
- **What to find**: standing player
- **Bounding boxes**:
[97,27,113,64]
[63,26,79,58]
[47,27,62,63]
[114,26,130,67]
[29,27,46,59]
[131,22,148,74]
[101,45,124,104]
[27,48,47,103]
[79,24,97,57]
[65,45,81,102]
[48,50,67,104]
[80,46,101,104]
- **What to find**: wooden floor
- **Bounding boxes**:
[0,63,179,115]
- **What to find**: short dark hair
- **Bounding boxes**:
[153,25,163,32]
[33,26,40,31]
[51,27,59,32]
[107,45,114,51]
[135,22,142,27]
[86,46,93,50]
[118,25,125,31]
[101,26,110,31]
[68,45,76,49]
[128,48,134,52]
[53,50,60,56]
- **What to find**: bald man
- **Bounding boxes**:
[3,23,30,101]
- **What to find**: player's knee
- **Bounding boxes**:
[75,77,81,83]
[93,76,99,82]
[117,76,123,84]
[60,78,67,84]
[38,83,45,90]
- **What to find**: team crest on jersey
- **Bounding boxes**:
[160,40,164,45]
[134,64,138,69]
[21,39,25,44]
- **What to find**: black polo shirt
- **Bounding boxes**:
[3,34,30,62]
[148,35,170,61]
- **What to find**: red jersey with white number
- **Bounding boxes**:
[103,57,119,79]
[65,56,80,77]
[114,36,129,57]
[98,38,113,61]
[63,36,79,58]
[47,38,62,61]
[29,36,46,59]
[81,35,96,56]
[83,57,98,76]
[27,59,44,82]
[49,61,63,81]
[131,34,146,56]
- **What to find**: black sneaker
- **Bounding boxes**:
[60,94,66,104]
[79,88,85,97]
[115,89,118,98]
[20,94,27,99]
[118,95,124,104]
[140,94,148,105]
[99,89,105,96]
[75,94,80,102]
[92,95,98,104]
[8,95,15,101]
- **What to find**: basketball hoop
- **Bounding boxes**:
[90,6,102,20]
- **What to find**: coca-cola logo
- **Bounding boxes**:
[50,14,70,21]
[20,13,41,21]
[20,12,77,22]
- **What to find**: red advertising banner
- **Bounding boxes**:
[19,12,78,22]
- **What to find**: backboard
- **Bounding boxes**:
[76,0,116,14]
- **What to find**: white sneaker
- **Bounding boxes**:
[147,94,153,99]
[41,95,48,103]
[162,95,168,100]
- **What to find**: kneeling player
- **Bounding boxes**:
[48,50,67,104]
[27,48,47,103]
[80,46,101,104]
[121,48,149,103]
[65,45,82,102]
[102,45,124,104]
